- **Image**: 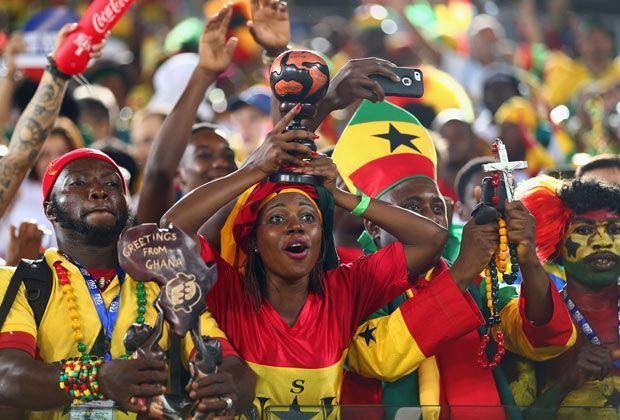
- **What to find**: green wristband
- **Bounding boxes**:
[351,193,371,216]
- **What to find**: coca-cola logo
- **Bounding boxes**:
[92,0,130,34]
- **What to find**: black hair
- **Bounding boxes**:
[575,154,620,178]
[243,231,325,312]
[454,156,495,203]
[402,103,437,129]
[77,97,110,125]
[560,178,620,215]
[99,146,139,194]
[191,122,219,135]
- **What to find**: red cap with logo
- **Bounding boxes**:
[41,148,127,203]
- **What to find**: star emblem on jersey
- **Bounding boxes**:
[604,388,620,407]
[270,396,319,419]
[358,324,377,346]
[374,124,421,153]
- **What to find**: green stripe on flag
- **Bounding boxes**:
[348,100,423,126]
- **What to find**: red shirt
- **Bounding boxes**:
[199,237,410,415]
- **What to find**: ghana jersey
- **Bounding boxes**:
[0,248,236,420]
[199,236,410,418]
[346,259,577,420]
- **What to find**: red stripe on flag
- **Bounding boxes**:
[400,266,484,356]
[350,154,435,198]
[518,278,575,347]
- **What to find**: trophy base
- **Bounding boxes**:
[269,172,320,185]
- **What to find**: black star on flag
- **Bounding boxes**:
[358,324,377,346]
[271,396,319,420]
[374,124,421,153]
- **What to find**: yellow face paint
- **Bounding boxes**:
[561,215,620,288]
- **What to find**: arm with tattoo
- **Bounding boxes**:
[0,23,106,218]
[0,71,68,217]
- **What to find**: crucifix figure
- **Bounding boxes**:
[482,139,528,202]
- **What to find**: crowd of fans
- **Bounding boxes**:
[0,0,618,417]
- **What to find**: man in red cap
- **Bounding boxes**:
[0,147,255,417]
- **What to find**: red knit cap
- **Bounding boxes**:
[41,148,127,203]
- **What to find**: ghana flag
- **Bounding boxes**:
[332,100,437,199]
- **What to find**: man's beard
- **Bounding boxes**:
[49,198,132,246]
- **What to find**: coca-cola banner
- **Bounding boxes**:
[14,7,79,69]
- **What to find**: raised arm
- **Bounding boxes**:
[0,33,25,142]
[303,154,449,275]
[137,4,238,224]
[0,24,105,218]
[162,105,314,235]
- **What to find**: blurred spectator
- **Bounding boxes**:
[148,53,214,122]
[0,117,84,259]
[542,18,620,107]
[432,108,485,190]
[575,153,620,184]
[130,109,166,176]
[453,156,495,224]
[75,85,129,153]
[227,85,272,162]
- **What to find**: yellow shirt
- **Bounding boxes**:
[543,53,620,107]
[0,248,232,419]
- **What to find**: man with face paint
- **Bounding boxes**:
[518,176,620,416]
[334,100,576,419]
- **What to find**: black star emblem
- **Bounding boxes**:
[358,324,377,346]
[604,388,620,408]
[565,237,580,258]
[271,396,319,420]
[374,124,421,153]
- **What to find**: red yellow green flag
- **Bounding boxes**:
[333,100,437,198]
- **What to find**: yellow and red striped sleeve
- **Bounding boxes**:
[497,279,576,361]
[347,269,484,382]
[0,268,37,357]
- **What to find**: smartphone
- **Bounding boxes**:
[369,67,424,98]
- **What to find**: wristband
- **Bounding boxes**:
[351,193,371,216]
[59,357,105,404]
[46,55,72,81]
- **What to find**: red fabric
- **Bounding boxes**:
[189,337,238,360]
[349,154,436,198]
[199,236,409,368]
[340,261,484,407]
[518,278,575,348]
[41,148,127,203]
[232,182,318,251]
[336,246,364,264]
[340,371,383,414]
[0,331,36,357]
[402,264,484,355]
[520,183,572,262]
[437,178,458,203]
[437,328,504,415]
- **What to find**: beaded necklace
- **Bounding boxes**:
[476,171,521,370]
[53,260,147,360]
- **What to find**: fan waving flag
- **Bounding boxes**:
[333,100,437,199]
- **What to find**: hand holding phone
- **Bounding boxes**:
[369,67,424,98]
